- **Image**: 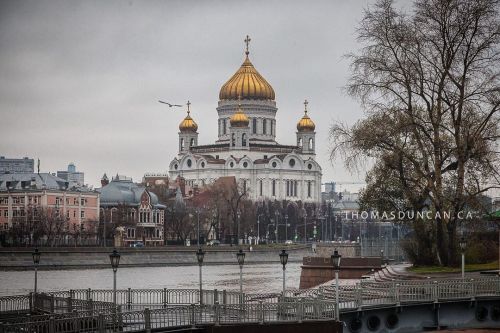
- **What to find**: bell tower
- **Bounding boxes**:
[178,101,198,154]
[296,100,316,154]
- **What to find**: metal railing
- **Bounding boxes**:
[0,300,337,332]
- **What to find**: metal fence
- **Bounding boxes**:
[0,301,337,332]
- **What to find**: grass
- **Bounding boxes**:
[408,261,499,274]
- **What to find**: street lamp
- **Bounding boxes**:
[237,210,241,245]
[279,250,288,295]
[32,248,41,294]
[236,249,245,303]
[285,214,288,242]
[459,236,467,278]
[196,247,206,304]
[331,249,341,320]
[109,249,120,306]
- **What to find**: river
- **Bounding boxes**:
[0,262,307,296]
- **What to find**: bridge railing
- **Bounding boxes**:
[0,300,338,332]
[0,295,30,313]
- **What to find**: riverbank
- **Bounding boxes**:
[0,245,312,271]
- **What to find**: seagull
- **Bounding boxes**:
[159,100,182,107]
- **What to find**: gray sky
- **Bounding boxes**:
[0,0,408,189]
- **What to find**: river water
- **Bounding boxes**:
[0,263,306,296]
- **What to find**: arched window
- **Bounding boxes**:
[252,118,257,134]
[190,138,195,147]
[180,138,185,150]
[272,180,276,196]
[271,120,274,135]
[298,138,303,147]
[231,133,235,146]
[223,119,227,135]
[242,133,247,146]
[308,138,313,150]
[263,119,267,134]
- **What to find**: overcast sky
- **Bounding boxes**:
[0,0,412,189]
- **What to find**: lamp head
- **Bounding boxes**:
[236,249,245,267]
[331,249,341,271]
[196,247,206,265]
[32,248,41,265]
[279,249,288,268]
[109,249,120,271]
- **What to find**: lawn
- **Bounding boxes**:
[408,261,499,274]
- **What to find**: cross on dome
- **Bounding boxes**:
[304,99,309,114]
[186,100,191,114]
[244,35,251,56]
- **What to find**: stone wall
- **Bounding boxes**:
[0,246,313,270]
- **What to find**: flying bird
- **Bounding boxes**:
[158,100,182,107]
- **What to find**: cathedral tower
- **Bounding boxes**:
[178,101,198,153]
[296,100,316,154]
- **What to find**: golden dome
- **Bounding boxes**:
[297,100,315,131]
[219,55,275,101]
[230,103,250,127]
[179,101,198,132]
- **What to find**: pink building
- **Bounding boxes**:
[0,173,99,245]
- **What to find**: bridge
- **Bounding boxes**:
[1,277,499,332]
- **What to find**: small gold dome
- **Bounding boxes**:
[297,100,315,131]
[219,56,275,101]
[230,103,250,127]
[179,102,198,132]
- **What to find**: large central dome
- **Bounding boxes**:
[219,55,275,101]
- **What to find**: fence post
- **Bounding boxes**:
[98,313,104,333]
[258,300,264,324]
[48,316,55,333]
[470,278,475,300]
[214,301,220,326]
[86,288,91,301]
[433,281,438,303]
[395,283,400,305]
[87,298,93,313]
[144,307,151,333]
[127,288,132,310]
[297,301,303,323]
[356,284,363,308]
[29,292,33,314]
[214,289,218,304]
[190,303,196,327]
[50,295,55,313]
[223,290,227,305]
[67,296,72,312]
[163,288,167,308]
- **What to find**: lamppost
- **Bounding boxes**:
[331,249,341,320]
[303,211,307,244]
[237,210,241,245]
[109,249,120,307]
[380,249,384,266]
[279,250,288,295]
[284,214,288,243]
[196,248,205,304]
[236,249,245,303]
[32,248,41,294]
[197,208,200,247]
[459,236,467,279]
[257,214,261,245]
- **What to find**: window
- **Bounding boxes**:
[0,197,7,205]
[190,138,195,147]
[243,180,247,193]
[263,119,267,134]
[73,211,76,218]
[286,181,290,196]
[231,133,235,146]
[308,163,312,170]
[271,120,274,135]
[3,210,8,217]
[252,118,257,134]
[174,164,178,170]
[307,181,312,198]
[272,161,277,168]
[242,133,247,146]
[243,161,248,168]
[66,211,70,219]
[180,138,185,150]
[223,119,227,135]
[81,198,86,206]
[272,180,276,196]
[298,138,303,147]
[289,159,296,167]
[187,159,192,167]
[80,211,85,219]
[309,138,314,150]
[259,180,263,196]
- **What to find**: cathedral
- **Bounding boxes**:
[168,37,322,202]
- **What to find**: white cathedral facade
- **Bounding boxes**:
[168,39,322,202]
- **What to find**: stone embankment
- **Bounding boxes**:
[0,245,312,270]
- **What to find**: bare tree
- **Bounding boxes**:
[332,0,500,265]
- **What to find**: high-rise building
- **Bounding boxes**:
[0,156,34,174]
[57,163,84,186]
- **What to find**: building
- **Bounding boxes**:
[0,172,100,244]
[98,174,166,246]
[168,38,322,202]
[57,163,84,186]
[0,156,34,174]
